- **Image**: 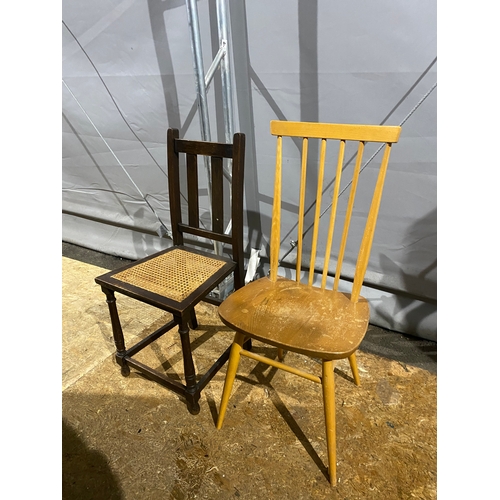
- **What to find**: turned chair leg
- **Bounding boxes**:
[322,360,337,485]
[102,287,130,376]
[178,319,201,415]
[348,353,360,386]
[216,332,246,429]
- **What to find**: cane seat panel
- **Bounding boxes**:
[113,248,227,302]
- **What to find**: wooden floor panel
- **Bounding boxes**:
[62,255,437,499]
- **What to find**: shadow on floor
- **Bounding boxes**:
[63,419,124,500]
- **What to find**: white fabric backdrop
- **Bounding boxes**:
[62,0,437,340]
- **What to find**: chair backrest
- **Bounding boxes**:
[167,128,246,289]
[269,120,401,302]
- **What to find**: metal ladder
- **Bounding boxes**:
[186,0,234,149]
[185,0,235,294]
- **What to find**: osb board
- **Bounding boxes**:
[62,257,437,499]
[62,256,171,390]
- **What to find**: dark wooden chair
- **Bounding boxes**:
[216,120,401,484]
[95,128,245,414]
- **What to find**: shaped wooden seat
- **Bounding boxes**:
[95,128,245,415]
[219,276,369,360]
[216,120,401,484]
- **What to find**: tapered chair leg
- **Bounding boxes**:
[322,360,337,486]
[348,353,360,386]
[216,332,246,429]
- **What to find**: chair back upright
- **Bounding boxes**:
[269,120,401,302]
[167,128,246,289]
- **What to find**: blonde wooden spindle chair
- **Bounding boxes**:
[216,120,401,485]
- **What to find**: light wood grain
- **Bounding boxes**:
[322,139,345,289]
[219,276,370,360]
[322,360,337,484]
[269,136,282,281]
[309,138,327,286]
[270,120,401,143]
[218,120,401,486]
[351,143,393,302]
[296,137,309,280]
[334,140,364,291]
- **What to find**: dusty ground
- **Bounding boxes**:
[62,255,436,499]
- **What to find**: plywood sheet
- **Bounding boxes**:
[62,257,436,499]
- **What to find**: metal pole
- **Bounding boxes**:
[216,0,234,239]
[216,0,234,143]
[186,0,211,143]
[186,0,219,254]
[185,0,236,257]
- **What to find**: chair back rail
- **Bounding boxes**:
[269,120,401,302]
[186,153,199,227]
[167,128,245,289]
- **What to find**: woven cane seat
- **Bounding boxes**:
[112,248,227,302]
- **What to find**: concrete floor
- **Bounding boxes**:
[62,242,437,499]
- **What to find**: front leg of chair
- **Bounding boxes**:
[178,320,200,415]
[216,332,246,429]
[101,287,130,376]
[348,353,360,386]
[322,360,337,486]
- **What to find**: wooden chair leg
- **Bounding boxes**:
[178,320,201,415]
[189,309,198,330]
[102,287,130,376]
[216,332,246,429]
[348,353,360,386]
[322,360,337,486]
[277,348,286,361]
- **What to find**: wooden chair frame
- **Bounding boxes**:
[216,120,401,484]
[95,128,246,414]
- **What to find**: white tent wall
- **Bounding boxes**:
[62,0,437,341]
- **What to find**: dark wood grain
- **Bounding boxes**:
[94,128,246,414]
[186,153,199,227]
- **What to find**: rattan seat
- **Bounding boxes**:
[95,129,246,414]
[113,248,227,303]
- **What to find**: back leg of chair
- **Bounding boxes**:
[216,331,246,429]
[322,359,337,485]
[348,353,360,386]
[189,309,198,330]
